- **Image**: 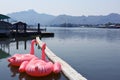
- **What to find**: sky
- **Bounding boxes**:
[0,0,120,16]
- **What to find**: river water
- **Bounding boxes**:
[0,27,120,80]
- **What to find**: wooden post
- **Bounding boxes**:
[24,40,27,50]
[16,40,19,49]
[36,37,87,80]
[24,24,27,33]
[38,23,41,33]
[16,24,18,33]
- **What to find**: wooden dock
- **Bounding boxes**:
[36,37,87,80]
[11,31,54,37]
[0,31,54,38]
[0,22,53,38]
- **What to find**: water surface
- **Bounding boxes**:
[0,27,120,80]
[44,27,120,80]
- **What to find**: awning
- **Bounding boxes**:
[0,14,10,19]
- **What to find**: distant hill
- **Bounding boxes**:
[50,13,120,25]
[7,9,56,25]
[7,10,120,25]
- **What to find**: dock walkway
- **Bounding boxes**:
[0,30,54,38]
[11,31,54,37]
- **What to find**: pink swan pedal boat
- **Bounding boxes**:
[19,43,61,77]
[8,39,38,66]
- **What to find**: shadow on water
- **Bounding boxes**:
[8,64,61,80]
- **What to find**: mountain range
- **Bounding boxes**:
[7,10,120,25]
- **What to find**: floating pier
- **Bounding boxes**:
[0,21,54,38]
[11,31,54,37]
[36,37,87,80]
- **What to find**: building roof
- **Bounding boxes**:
[0,14,10,19]
[13,21,27,25]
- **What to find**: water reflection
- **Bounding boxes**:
[19,72,61,80]
[0,38,11,59]
[8,64,61,80]
[0,49,10,59]
[0,37,29,60]
[0,36,41,54]
[8,64,19,77]
[14,37,38,50]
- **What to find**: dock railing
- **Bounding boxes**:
[36,37,87,80]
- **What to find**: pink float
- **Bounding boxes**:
[19,43,61,77]
[8,40,38,66]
